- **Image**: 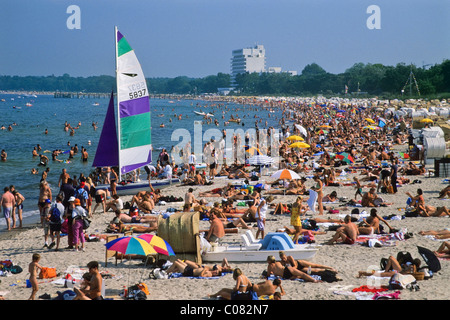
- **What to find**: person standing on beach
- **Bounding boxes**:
[1,186,15,230]
[10,185,25,229]
[47,195,65,251]
[312,175,324,215]
[28,253,43,300]
[58,168,70,187]
[72,198,87,252]
[38,181,52,226]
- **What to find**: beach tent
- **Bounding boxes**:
[417,246,441,273]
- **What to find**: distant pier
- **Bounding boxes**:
[53,92,112,98]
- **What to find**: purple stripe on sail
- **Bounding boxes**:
[120,149,152,174]
[92,92,119,167]
[119,96,150,118]
[117,30,124,42]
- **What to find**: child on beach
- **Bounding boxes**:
[354,177,363,201]
[28,253,43,300]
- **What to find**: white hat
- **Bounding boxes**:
[68,196,76,202]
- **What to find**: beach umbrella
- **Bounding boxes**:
[378,117,387,128]
[286,135,304,141]
[294,124,308,137]
[137,234,175,256]
[319,125,332,128]
[365,118,375,124]
[417,246,441,273]
[289,142,310,148]
[420,118,433,123]
[244,145,262,156]
[398,152,410,159]
[336,114,345,118]
[335,152,354,164]
[104,236,157,256]
[316,129,328,135]
[270,169,300,180]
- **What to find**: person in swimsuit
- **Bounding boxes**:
[326,215,359,245]
[312,175,324,215]
[208,268,253,300]
[166,259,219,278]
[266,255,319,282]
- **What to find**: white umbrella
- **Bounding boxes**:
[294,124,308,137]
[247,155,274,166]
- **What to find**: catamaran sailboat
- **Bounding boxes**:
[93,27,179,195]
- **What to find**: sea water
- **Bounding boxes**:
[0,93,282,230]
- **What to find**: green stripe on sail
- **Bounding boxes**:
[120,113,151,149]
[117,37,133,57]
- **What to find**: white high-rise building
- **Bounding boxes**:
[230,44,266,87]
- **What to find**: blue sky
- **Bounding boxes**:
[1,0,449,78]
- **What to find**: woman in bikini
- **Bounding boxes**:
[209,268,253,300]
[266,255,319,282]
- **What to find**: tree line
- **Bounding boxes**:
[1,60,449,98]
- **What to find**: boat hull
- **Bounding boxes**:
[202,244,319,262]
[96,178,180,195]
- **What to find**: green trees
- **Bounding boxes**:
[0,60,449,97]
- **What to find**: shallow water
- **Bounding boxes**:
[0,93,282,228]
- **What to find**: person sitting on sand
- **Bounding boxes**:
[105,194,123,212]
[405,189,426,216]
[131,191,154,213]
[323,191,338,203]
[208,268,253,300]
[358,208,394,235]
[205,209,225,243]
[361,188,377,207]
[252,278,285,298]
[266,255,319,283]
[326,215,359,245]
[438,185,450,199]
[434,241,450,259]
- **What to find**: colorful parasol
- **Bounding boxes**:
[137,234,175,256]
[104,236,157,256]
[286,135,304,141]
[289,142,310,148]
[270,169,301,180]
[335,152,354,164]
[244,145,262,156]
[398,152,410,159]
[316,129,328,135]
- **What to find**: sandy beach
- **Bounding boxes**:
[0,152,449,302]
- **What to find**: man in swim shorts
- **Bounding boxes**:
[1,186,15,230]
[326,215,358,245]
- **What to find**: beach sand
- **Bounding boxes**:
[0,159,449,302]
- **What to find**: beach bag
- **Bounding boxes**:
[397,251,414,265]
[39,267,57,279]
[82,217,91,230]
[386,183,394,194]
[49,205,62,223]
[75,187,88,208]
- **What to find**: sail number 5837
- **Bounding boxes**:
[129,89,146,99]
[128,82,147,99]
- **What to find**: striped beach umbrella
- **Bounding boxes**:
[137,234,175,256]
[270,169,301,180]
[104,236,157,256]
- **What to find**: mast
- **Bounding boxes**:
[115,26,122,179]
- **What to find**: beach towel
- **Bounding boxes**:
[307,189,318,212]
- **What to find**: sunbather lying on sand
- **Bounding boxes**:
[434,241,450,259]
[419,229,450,239]
[166,259,222,277]
[266,255,320,283]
